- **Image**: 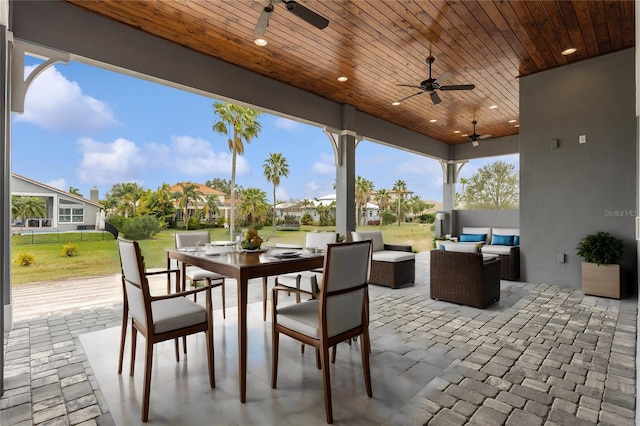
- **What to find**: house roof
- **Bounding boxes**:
[169,182,227,197]
[11,173,103,209]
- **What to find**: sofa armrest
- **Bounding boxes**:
[384,243,412,252]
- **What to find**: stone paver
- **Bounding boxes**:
[1,251,637,425]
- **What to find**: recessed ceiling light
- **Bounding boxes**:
[514,124,520,128]
[489,105,498,109]
[453,130,461,134]
[561,47,577,55]
[429,119,437,123]
[461,134,468,137]
[508,119,517,123]
[254,38,268,47]
[391,101,401,106]
[337,76,348,82]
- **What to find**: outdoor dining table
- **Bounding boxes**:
[166,247,324,403]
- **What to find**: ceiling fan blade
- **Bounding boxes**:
[254,2,275,36]
[429,91,441,105]
[284,1,329,29]
[434,71,452,86]
[396,84,424,89]
[395,91,425,103]
[439,84,475,91]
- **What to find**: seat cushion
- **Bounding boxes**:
[276,299,319,338]
[481,245,514,255]
[185,266,224,281]
[151,297,207,333]
[372,250,415,262]
[441,242,480,253]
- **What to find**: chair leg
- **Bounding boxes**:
[118,307,128,374]
[262,277,268,322]
[129,321,137,377]
[271,330,279,388]
[320,344,334,424]
[141,338,154,422]
[206,328,215,388]
[174,338,180,362]
[361,331,373,397]
[315,348,321,369]
[221,279,226,319]
[331,345,337,364]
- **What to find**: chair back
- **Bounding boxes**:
[175,231,211,248]
[319,240,371,338]
[117,238,151,329]
[305,232,337,250]
[351,231,384,252]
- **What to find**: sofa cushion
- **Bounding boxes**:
[459,233,487,243]
[463,227,492,243]
[491,234,515,246]
[514,235,520,245]
[443,242,480,253]
[481,245,514,255]
[351,231,385,252]
[372,250,415,262]
[493,227,519,237]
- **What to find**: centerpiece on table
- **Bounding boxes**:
[240,228,263,251]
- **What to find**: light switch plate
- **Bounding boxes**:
[579,135,586,144]
[556,252,565,263]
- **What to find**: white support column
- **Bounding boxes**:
[0,20,9,396]
[440,159,467,235]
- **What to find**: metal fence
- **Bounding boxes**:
[12,230,116,245]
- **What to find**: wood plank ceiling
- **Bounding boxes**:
[66,0,635,144]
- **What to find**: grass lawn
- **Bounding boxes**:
[11,223,433,285]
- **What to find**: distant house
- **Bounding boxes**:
[11,173,104,231]
[169,182,230,225]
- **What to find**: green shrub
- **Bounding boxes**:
[382,210,396,225]
[107,215,126,231]
[215,218,226,228]
[300,213,313,225]
[61,243,79,257]
[577,231,624,265]
[419,213,435,224]
[17,252,35,267]
[122,215,161,240]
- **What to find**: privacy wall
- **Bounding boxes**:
[520,48,637,290]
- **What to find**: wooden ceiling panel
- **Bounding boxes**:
[65,0,634,144]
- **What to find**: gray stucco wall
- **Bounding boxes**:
[520,48,637,291]
[452,210,519,237]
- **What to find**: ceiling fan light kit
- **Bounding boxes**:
[468,120,491,147]
[253,0,329,40]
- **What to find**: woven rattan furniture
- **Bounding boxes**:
[352,231,415,289]
[430,250,501,308]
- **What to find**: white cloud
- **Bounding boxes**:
[275,186,289,201]
[396,156,441,175]
[274,117,302,131]
[76,137,146,184]
[147,135,249,176]
[305,181,320,193]
[47,178,67,191]
[312,153,335,175]
[15,65,119,133]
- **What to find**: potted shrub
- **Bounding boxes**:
[577,231,624,299]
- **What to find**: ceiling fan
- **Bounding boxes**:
[468,120,491,147]
[254,0,329,37]
[395,56,475,105]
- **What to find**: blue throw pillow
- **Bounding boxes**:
[514,235,520,245]
[492,234,515,246]
[459,233,487,243]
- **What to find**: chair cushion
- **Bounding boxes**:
[185,266,224,281]
[151,297,207,333]
[372,250,415,262]
[481,245,514,255]
[443,242,480,253]
[276,299,320,338]
[351,231,384,252]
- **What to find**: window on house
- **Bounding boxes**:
[59,207,84,223]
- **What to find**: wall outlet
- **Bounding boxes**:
[579,135,586,144]
[556,252,565,263]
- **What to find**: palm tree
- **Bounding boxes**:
[203,195,220,222]
[407,195,427,221]
[12,196,46,226]
[263,153,289,236]
[237,187,269,227]
[212,102,262,238]
[374,189,391,226]
[176,182,203,229]
[355,176,374,226]
[392,179,408,226]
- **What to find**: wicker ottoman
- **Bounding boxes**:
[430,250,501,308]
[370,252,416,289]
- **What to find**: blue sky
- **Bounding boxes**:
[12,57,518,203]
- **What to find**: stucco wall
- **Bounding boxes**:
[520,48,637,290]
